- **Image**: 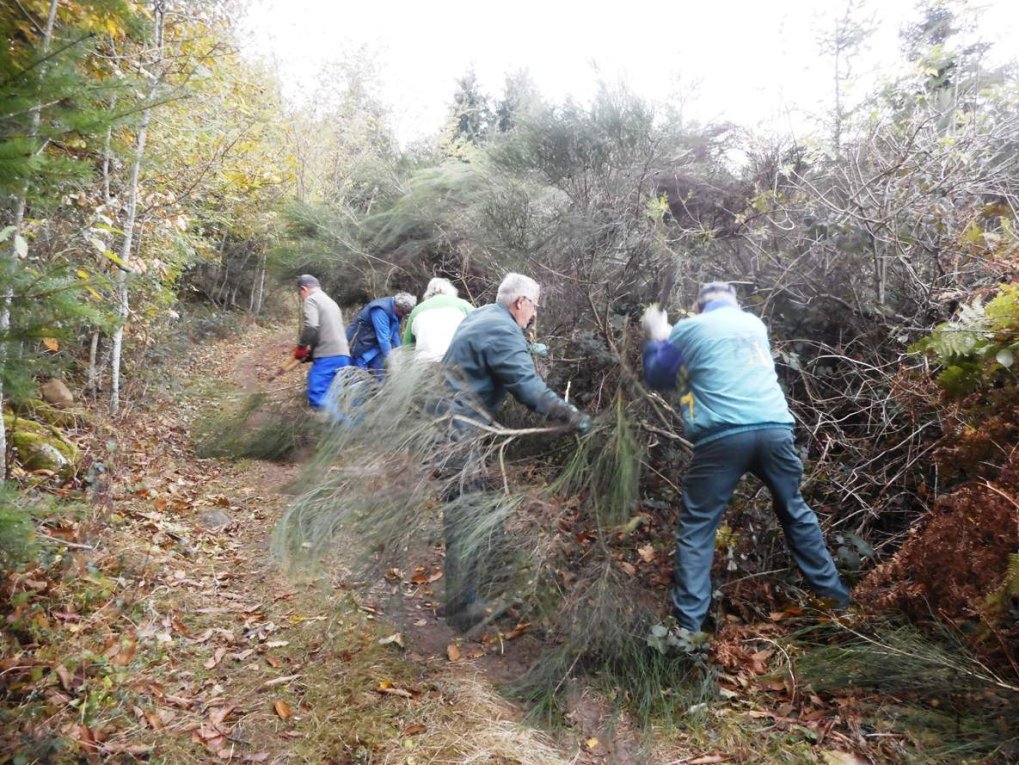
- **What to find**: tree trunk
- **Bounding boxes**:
[87,330,101,400]
[89,94,117,396]
[110,2,164,415]
[0,0,60,477]
[252,252,266,315]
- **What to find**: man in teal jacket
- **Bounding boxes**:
[642,282,849,634]
[440,272,590,630]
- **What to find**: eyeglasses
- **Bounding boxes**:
[522,296,540,309]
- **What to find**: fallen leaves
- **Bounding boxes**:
[273,699,292,719]
[261,674,301,689]
[378,632,405,649]
[376,680,416,699]
[409,567,443,585]
[204,646,228,669]
[502,622,531,641]
[54,663,73,692]
[822,752,868,765]
[191,705,242,758]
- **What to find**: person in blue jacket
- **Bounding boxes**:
[642,281,850,635]
[346,292,417,377]
[440,272,591,631]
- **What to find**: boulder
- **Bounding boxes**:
[40,379,74,408]
[14,398,82,429]
[3,414,80,476]
[198,509,232,530]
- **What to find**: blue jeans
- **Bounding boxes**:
[672,427,849,632]
[306,355,351,409]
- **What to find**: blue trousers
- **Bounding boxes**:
[306,355,351,409]
[672,427,849,632]
[352,351,386,381]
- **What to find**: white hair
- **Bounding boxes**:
[495,273,540,309]
[394,292,418,313]
[423,277,458,300]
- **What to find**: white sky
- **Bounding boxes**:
[239,0,1019,144]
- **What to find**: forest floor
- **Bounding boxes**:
[1,320,880,764]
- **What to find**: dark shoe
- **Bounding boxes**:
[812,594,852,613]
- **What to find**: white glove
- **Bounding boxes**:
[641,304,672,342]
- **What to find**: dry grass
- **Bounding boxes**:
[376,674,576,765]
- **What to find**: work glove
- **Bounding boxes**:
[529,342,549,358]
[293,345,312,362]
[551,400,592,435]
[641,304,673,342]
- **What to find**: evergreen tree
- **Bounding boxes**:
[442,69,493,159]
[0,0,136,473]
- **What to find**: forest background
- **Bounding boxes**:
[1,0,1018,762]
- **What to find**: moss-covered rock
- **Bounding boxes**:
[12,398,84,429]
[3,414,80,476]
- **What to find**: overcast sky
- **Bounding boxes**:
[239,0,1019,144]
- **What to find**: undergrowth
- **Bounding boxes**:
[0,483,38,572]
[193,391,315,462]
[794,620,1019,763]
[270,361,722,730]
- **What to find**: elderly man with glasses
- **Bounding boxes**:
[438,272,590,630]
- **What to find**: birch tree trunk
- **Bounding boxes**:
[110,1,165,415]
[251,251,266,315]
[0,0,60,477]
[88,94,118,398]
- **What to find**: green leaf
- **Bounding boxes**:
[961,221,983,244]
[100,248,130,270]
[995,348,1014,368]
[92,222,126,237]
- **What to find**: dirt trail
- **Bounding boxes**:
[0,315,677,763]
[0,321,646,763]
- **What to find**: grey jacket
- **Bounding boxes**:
[442,304,572,423]
[300,289,350,358]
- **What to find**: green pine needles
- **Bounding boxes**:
[794,620,1019,762]
[271,359,698,721]
[193,390,315,463]
[551,393,642,527]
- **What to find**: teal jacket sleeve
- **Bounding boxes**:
[487,323,563,415]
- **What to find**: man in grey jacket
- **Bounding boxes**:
[439,272,590,630]
[294,274,350,409]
